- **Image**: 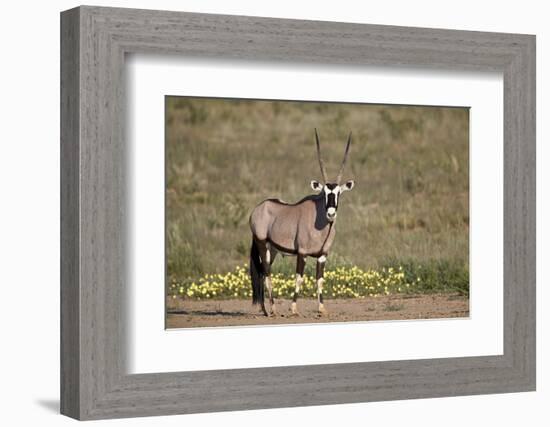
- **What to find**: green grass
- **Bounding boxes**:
[381,258,470,296]
[166,97,469,293]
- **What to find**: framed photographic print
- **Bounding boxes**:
[61,5,535,420]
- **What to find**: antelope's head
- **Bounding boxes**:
[311,129,355,222]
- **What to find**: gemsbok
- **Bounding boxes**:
[249,129,355,316]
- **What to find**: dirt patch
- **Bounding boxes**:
[166,293,469,329]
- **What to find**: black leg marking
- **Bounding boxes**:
[291,255,305,315]
[256,241,271,316]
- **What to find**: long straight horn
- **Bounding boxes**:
[315,128,328,183]
[336,132,352,184]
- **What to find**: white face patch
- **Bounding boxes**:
[323,185,341,208]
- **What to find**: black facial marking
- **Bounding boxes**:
[327,193,337,209]
[324,183,339,210]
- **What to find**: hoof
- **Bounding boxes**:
[318,304,328,316]
[290,302,300,316]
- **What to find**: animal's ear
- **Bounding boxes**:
[341,180,355,192]
[311,180,323,192]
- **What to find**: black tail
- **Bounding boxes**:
[250,239,264,305]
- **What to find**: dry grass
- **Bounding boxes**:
[166,97,469,283]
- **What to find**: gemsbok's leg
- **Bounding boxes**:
[291,255,306,315]
[258,241,278,316]
[255,241,269,316]
[316,255,327,315]
[265,244,278,316]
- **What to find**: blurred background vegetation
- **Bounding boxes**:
[166,97,469,294]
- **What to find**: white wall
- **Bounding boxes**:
[0,0,546,425]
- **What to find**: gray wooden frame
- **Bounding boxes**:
[60,5,536,420]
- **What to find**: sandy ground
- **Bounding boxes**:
[166,294,469,329]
